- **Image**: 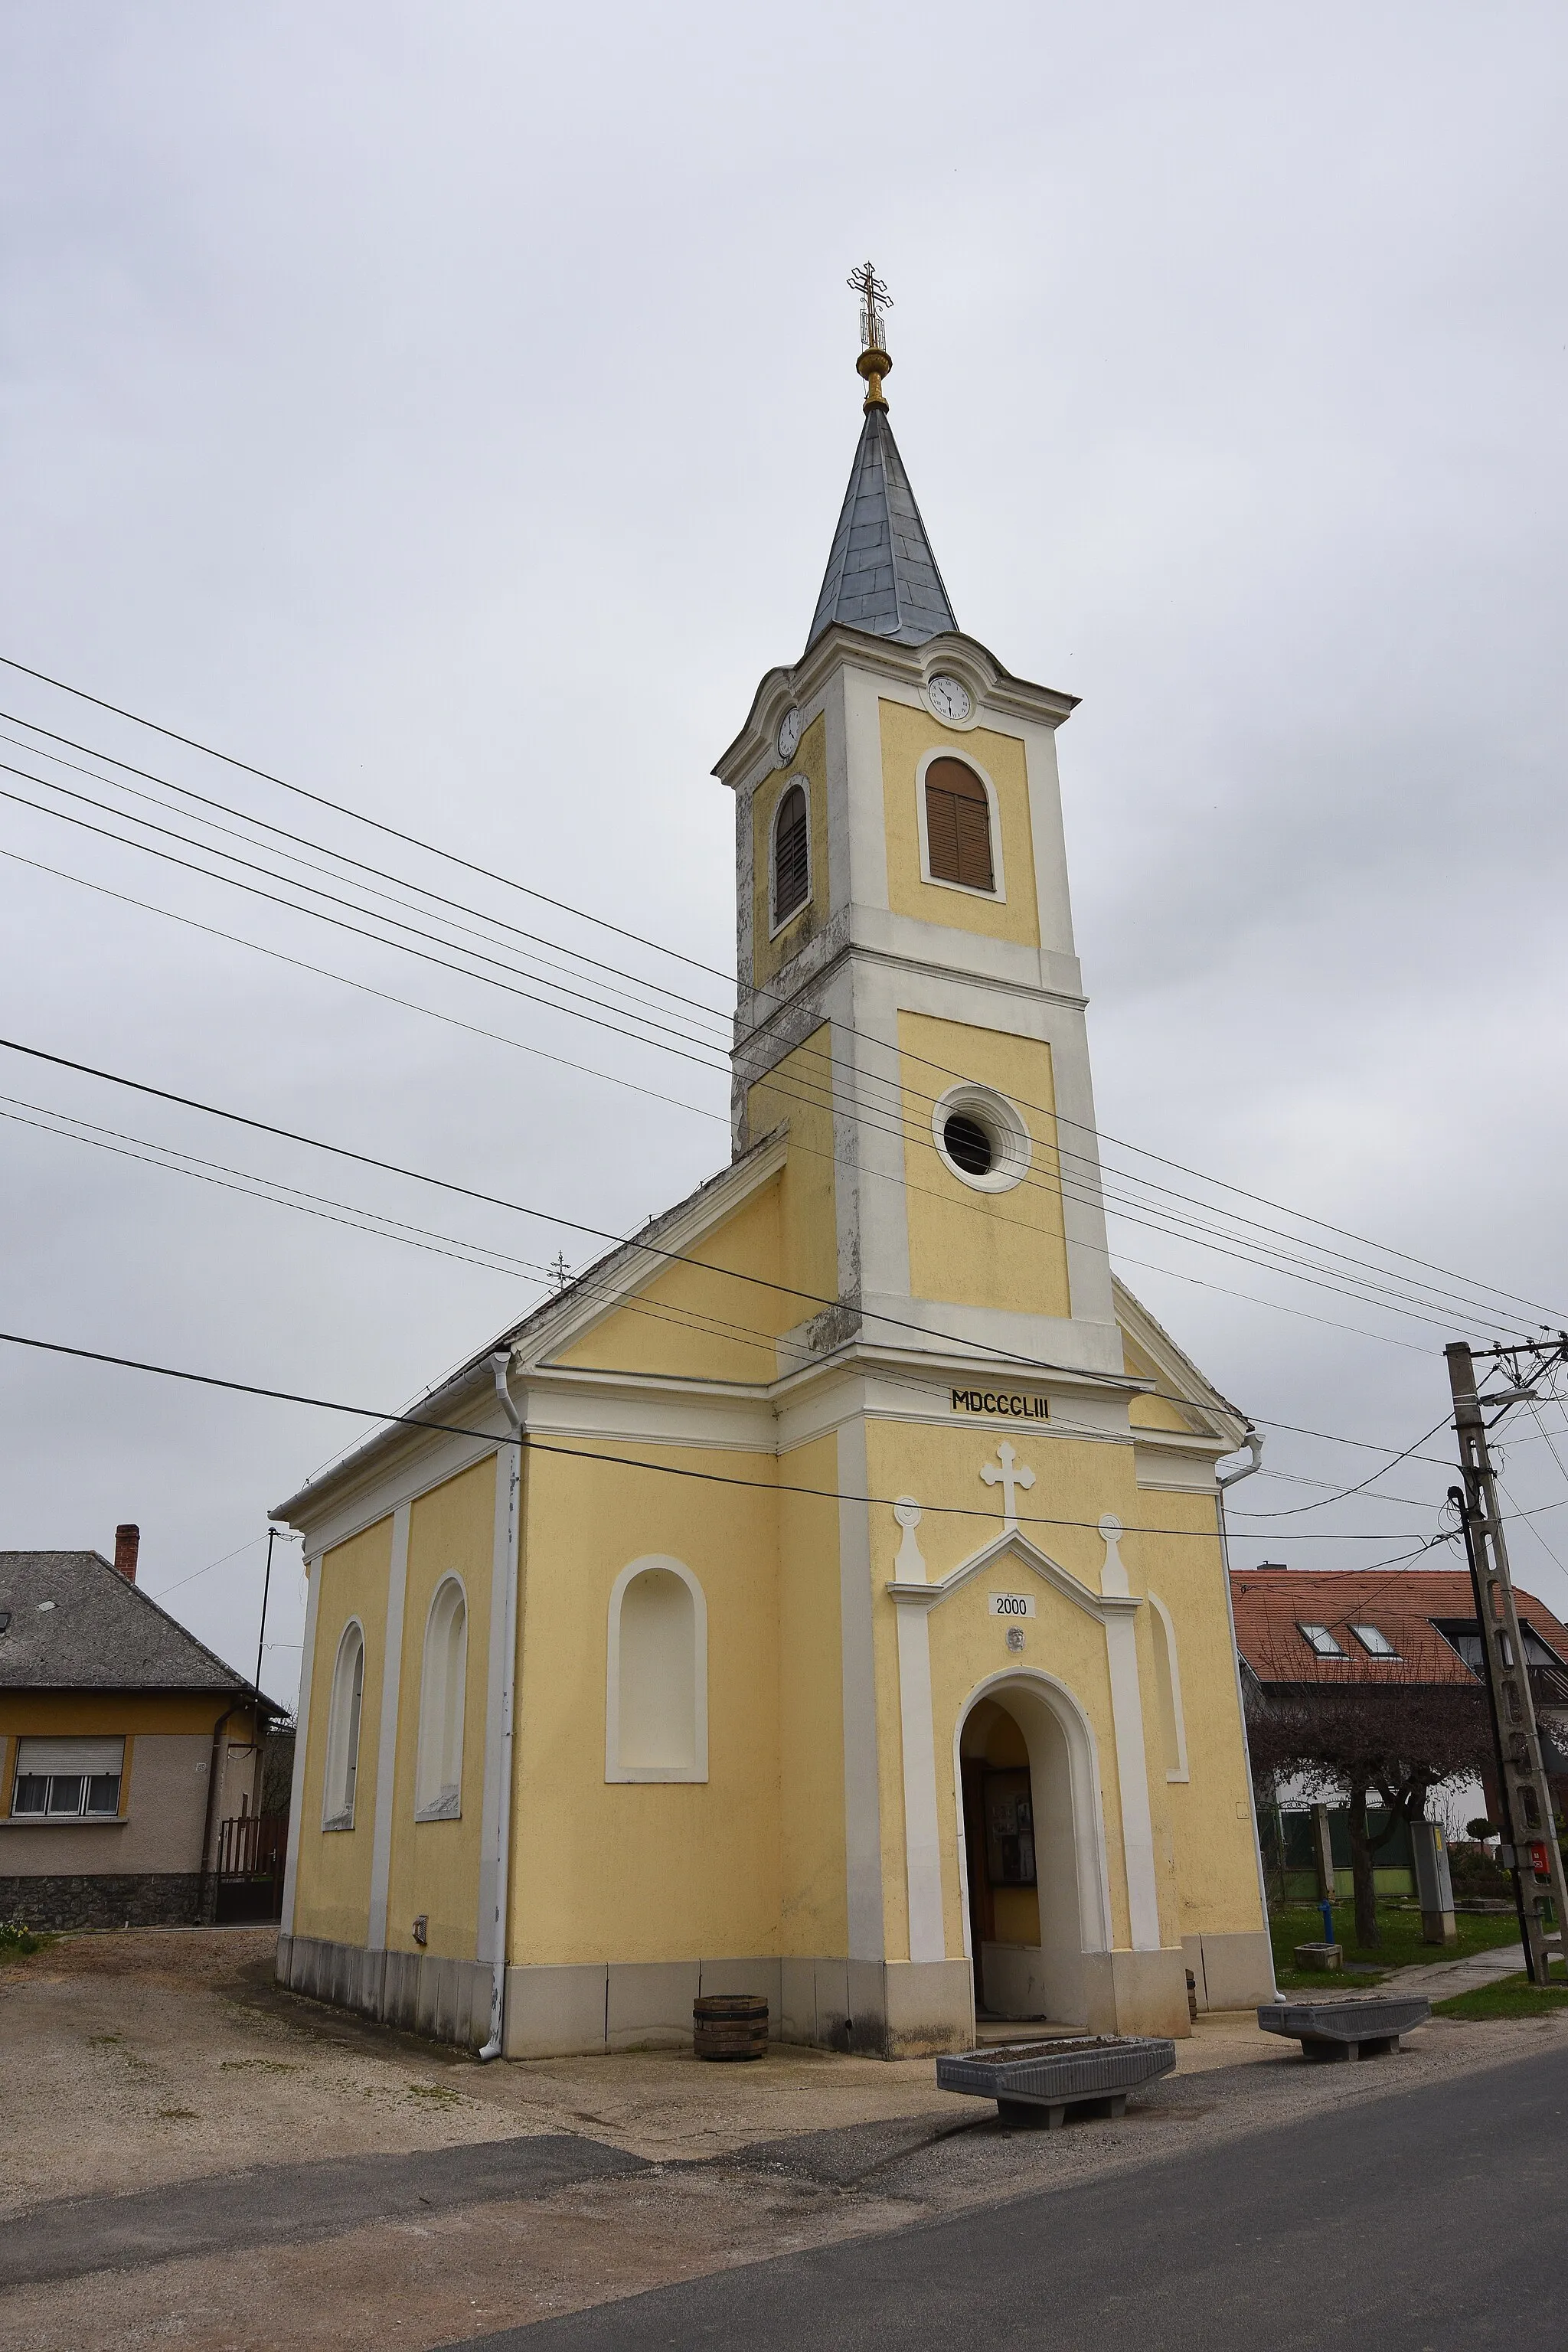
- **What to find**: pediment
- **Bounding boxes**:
[887,1527,1140,1623]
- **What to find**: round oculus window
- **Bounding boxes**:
[931,1084,1031,1193]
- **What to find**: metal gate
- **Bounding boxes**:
[214,1812,287,1922]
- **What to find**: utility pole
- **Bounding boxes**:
[1446,1340,1568,1984]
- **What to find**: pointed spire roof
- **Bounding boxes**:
[805,403,959,652]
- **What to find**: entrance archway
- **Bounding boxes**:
[956,1673,1108,2027]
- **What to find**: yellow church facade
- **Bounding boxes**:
[275,299,1275,2058]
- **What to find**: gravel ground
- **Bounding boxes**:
[4,1927,1564,2352]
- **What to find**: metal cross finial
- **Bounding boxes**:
[981,1440,1036,1533]
[847,261,893,411]
[848,260,893,351]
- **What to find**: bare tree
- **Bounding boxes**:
[1245,1663,1489,1947]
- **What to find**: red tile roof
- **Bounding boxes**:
[1229,1566,1568,1686]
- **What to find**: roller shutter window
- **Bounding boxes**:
[773,782,810,926]
[12,1734,124,1818]
[925,757,995,892]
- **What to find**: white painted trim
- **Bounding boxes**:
[1146,1589,1191,1782]
[413,1571,469,1821]
[893,1594,946,1963]
[367,1505,411,1946]
[837,1418,885,1962]
[767,773,812,937]
[279,1557,321,1937]
[888,1525,1142,1628]
[914,744,1007,903]
[1102,1609,1161,1951]
[929,1081,1032,1195]
[604,1556,709,1783]
[320,1617,366,1833]
[952,1667,1112,1965]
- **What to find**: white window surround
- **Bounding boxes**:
[605,1555,709,1785]
[414,1575,468,1822]
[767,774,812,939]
[322,1618,366,1832]
[1146,1591,1190,1782]
[930,1081,1032,1195]
[914,745,1007,903]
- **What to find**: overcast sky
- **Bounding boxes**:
[2,0,1565,1707]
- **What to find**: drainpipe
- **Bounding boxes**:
[478,1350,523,2063]
[197,1698,247,1925]
[1215,1428,1276,1991]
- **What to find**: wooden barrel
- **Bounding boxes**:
[693,1992,769,2061]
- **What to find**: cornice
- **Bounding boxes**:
[712,627,1080,793]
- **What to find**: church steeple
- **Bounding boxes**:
[805,265,959,652]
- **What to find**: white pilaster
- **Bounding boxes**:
[367,1501,411,1951]
[837,1418,885,1962]
[476,1449,515,1967]
[1099,1515,1161,1952]
[890,1494,946,1962]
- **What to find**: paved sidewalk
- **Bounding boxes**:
[1377,1939,1524,1998]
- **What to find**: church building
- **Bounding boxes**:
[274,274,1275,2058]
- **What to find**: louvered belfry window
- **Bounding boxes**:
[773,782,810,925]
[925,758,995,892]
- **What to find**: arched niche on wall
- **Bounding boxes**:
[605,1556,708,1783]
[1147,1592,1190,1782]
[415,1576,468,1821]
[322,1619,365,1831]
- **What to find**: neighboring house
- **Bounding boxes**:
[0,1527,281,1930]
[1230,1564,1568,1899]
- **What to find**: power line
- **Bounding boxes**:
[0,1032,1138,1393]
[3,656,1559,1338]
[0,1323,1436,1540]
[0,841,1468,1368]
[0,797,1523,1348]
[1227,1416,1454,1519]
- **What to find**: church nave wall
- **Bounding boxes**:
[510,1437,783,1968]
[292,1512,395,1952]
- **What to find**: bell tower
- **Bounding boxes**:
[713,268,1122,1390]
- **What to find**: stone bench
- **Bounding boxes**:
[936,2034,1177,2128]
[1257,1994,1430,2063]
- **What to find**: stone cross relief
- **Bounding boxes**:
[981,1439,1035,1532]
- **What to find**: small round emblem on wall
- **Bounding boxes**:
[926,673,973,724]
[776,705,802,763]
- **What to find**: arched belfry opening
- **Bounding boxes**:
[958,1675,1102,2027]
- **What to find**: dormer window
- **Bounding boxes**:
[923,757,995,893]
[1298,1622,1347,1658]
[771,782,810,929]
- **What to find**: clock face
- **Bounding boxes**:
[927,674,973,724]
[776,705,802,763]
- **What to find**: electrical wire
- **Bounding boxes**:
[0,801,1522,1349]
[0,1323,1439,1541]
[3,658,1560,1339]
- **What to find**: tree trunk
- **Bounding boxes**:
[1347,1780,1379,1948]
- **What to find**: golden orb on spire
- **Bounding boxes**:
[847,260,892,411]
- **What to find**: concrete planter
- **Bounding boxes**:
[1257,1994,1430,2062]
[936,2034,1177,2128]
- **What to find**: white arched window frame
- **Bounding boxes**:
[605,1555,709,1784]
[322,1619,366,1831]
[914,746,1008,903]
[414,1575,468,1821]
[1146,1591,1190,1782]
[768,775,812,936]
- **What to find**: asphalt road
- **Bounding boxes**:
[448,2043,1568,2351]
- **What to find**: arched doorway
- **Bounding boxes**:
[958,1676,1102,2027]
